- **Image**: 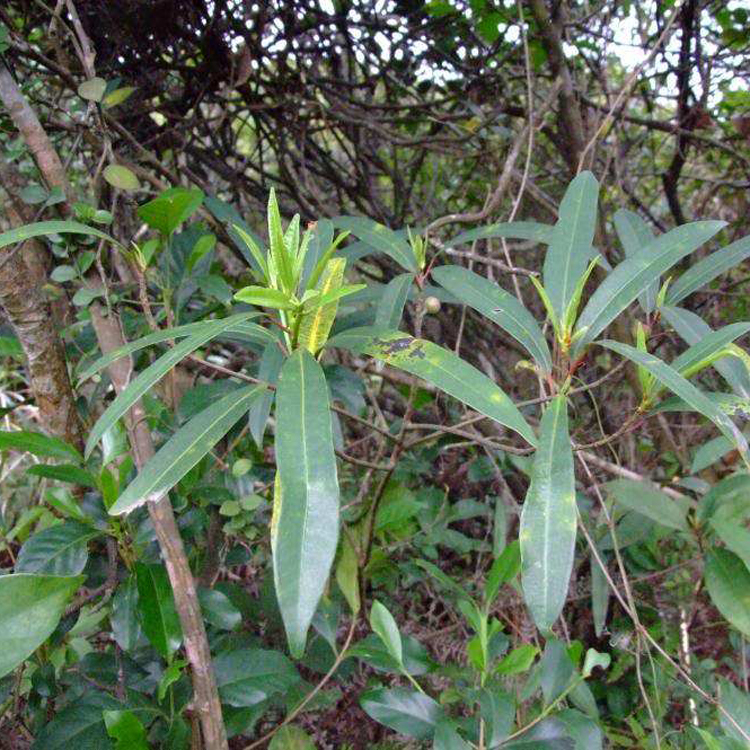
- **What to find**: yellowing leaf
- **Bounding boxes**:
[298,257,346,353]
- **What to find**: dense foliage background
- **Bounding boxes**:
[1,0,750,748]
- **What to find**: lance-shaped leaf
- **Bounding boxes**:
[432,266,552,374]
[519,395,576,633]
[0,220,124,251]
[135,562,182,659]
[249,340,283,448]
[0,430,82,462]
[298,258,347,353]
[543,171,599,320]
[668,233,750,305]
[704,548,750,638]
[671,321,750,382]
[614,209,657,313]
[444,221,554,248]
[331,216,418,272]
[600,340,748,460]
[662,306,750,398]
[234,286,296,310]
[605,479,688,531]
[572,221,726,356]
[328,327,537,446]
[273,350,340,657]
[110,385,265,515]
[375,273,414,330]
[360,688,443,739]
[86,316,252,459]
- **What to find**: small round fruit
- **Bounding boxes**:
[424,296,441,314]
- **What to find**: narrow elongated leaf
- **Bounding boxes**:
[519,395,576,633]
[375,273,414,330]
[572,221,725,355]
[662,306,750,398]
[0,574,83,678]
[668,233,750,305]
[671,322,750,381]
[87,316,252,459]
[328,327,537,446]
[704,548,750,638]
[110,385,265,515]
[249,340,283,447]
[77,313,270,383]
[234,286,296,310]
[16,521,98,575]
[605,479,688,531]
[134,562,182,660]
[360,688,443,739]
[613,209,657,313]
[591,549,609,638]
[0,220,123,251]
[600,340,748,460]
[26,463,97,487]
[332,216,417,272]
[273,350,340,657]
[0,430,82,462]
[298,257,346,353]
[543,171,599,320]
[445,221,554,248]
[432,265,552,373]
[692,434,737,473]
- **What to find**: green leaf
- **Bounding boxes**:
[103,165,140,192]
[198,587,242,631]
[298,257,347,353]
[599,340,748,460]
[496,644,539,675]
[662,306,750,398]
[249,339,283,448]
[375,273,414,330]
[572,221,725,355]
[0,574,83,678]
[214,648,300,707]
[432,266,552,373]
[110,385,265,515]
[33,692,121,750]
[134,562,182,660]
[103,86,136,108]
[0,430,82,462]
[26,464,97,487]
[543,171,599,320]
[370,600,403,666]
[87,315,253,459]
[234,285,296,310]
[273,350,340,657]
[718,678,750,744]
[671,321,750,381]
[268,726,315,749]
[668,233,750,305]
[486,539,521,606]
[445,221,554,248]
[267,189,295,292]
[705,548,750,637]
[591,549,609,638]
[692,434,738,473]
[613,209,657,313]
[111,577,143,652]
[137,187,204,236]
[359,687,443,739]
[0,220,123,252]
[103,710,148,750]
[332,216,418,272]
[77,77,107,102]
[335,534,361,614]
[16,521,98,576]
[478,685,515,746]
[582,648,610,678]
[328,328,537,446]
[557,708,604,750]
[433,720,471,749]
[232,224,269,281]
[520,395,576,633]
[604,479,687,531]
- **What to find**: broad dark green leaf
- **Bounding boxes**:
[445,221,554,248]
[249,340,283,447]
[668,233,750,305]
[496,644,538,676]
[332,216,417,272]
[375,273,414,330]
[704,548,750,638]
[198,587,242,631]
[328,328,537,446]
[712,517,750,571]
[433,720,471,749]
[613,209,657,313]
[16,521,98,576]
[486,540,521,606]
[698,473,750,524]
[87,316,257,459]
[557,708,604,750]
[0,220,123,252]
[26,463,97,487]
[370,600,403,666]
[268,726,316,750]
[0,574,83,678]
[0,430,82,462]
[502,717,575,749]
[572,221,725,355]
[110,385,265,515]
[479,685,515,745]
[520,395,576,633]
[347,634,434,676]
[137,187,204,236]
[360,687,443,739]
[605,479,687,531]
[662,306,750,398]
[543,171,599,320]
[273,350,340,657]
[718,678,750,744]
[432,266,552,373]
[134,562,182,660]
[33,692,121,750]
[213,648,300,707]
[103,710,149,750]
[111,577,143,652]
[599,340,748,461]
